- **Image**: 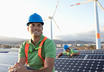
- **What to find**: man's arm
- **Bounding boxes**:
[56,53,63,58]
[70,52,80,56]
[73,52,80,55]
[13,57,55,72]
[29,57,55,72]
[18,57,26,65]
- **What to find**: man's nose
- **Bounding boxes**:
[33,26,39,30]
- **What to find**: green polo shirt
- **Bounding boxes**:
[18,35,56,72]
[63,49,79,56]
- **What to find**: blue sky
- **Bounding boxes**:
[0,0,104,40]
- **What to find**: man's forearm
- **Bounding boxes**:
[28,59,54,72]
[57,53,63,58]
[28,67,50,72]
[28,58,54,72]
[18,57,26,65]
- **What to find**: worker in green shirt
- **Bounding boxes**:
[8,13,56,72]
[56,45,80,58]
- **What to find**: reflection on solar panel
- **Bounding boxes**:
[55,49,104,72]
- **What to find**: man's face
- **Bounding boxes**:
[65,48,70,52]
[27,23,43,36]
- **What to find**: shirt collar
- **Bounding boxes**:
[28,34,44,44]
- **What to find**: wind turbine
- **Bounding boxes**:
[70,0,104,49]
[48,0,60,39]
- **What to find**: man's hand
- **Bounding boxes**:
[15,63,28,72]
[70,53,73,57]
[56,53,63,58]
[8,66,16,72]
[56,56,59,59]
[8,57,26,72]
[8,63,19,72]
[8,62,29,72]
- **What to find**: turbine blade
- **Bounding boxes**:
[52,0,60,17]
[43,17,49,21]
[53,18,61,32]
[97,1,104,11]
[70,0,93,7]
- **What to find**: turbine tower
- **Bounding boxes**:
[48,0,60,39]
[70,0,104,49]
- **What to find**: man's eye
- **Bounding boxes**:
[38,25,40,27]
[32,24,35,26]
[38,24,42,27]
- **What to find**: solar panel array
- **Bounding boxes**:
[55,49,104,72]
[79,50,104,55]
[55,59,104,72]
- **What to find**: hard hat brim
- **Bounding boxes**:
[27,22,44,26]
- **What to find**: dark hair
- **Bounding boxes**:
[27,22,44,26]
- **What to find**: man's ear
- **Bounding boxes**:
[42,26,43,30]
[27,26,29,31]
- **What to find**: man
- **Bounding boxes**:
[56,45,80,58]
[8,13,56,72]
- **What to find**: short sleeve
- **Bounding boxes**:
[73,50,79,53]
[45,40,56,58]
[18,42,26,58]
[63,51,66,55]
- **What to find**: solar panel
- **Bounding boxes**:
[60,55,104,60]
[60,55,85,59]
[55,49,104,72]
[79,50,104,55]
[87,55,104,59]
[55,59,104,72]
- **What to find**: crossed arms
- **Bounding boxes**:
[8,57,55,72]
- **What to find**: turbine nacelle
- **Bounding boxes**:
[48,16,53,19]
